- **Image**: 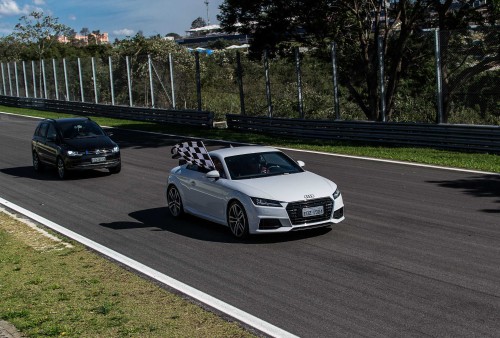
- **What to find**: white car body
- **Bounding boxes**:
[166,145,345,237]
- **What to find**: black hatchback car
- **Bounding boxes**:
[32,117,121,179]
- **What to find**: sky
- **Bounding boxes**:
[0,0,224,40]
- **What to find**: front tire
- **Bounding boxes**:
[227,201,249,238]
[167,185,184,217]
[57,157,66,179]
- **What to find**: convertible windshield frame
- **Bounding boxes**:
[224,151,303,180]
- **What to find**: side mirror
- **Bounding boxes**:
[297,160,305,167]
[106,131,114,137]
[47,134,57,143]
[206,170,220,180]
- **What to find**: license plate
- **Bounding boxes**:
[302,205,324,217]
[91,157,106,163]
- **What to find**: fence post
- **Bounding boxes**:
[109,57,115,105]
[264,49,273,118]
[78,58,84,102]
[148,54,155,108]
[22,61,28,97]
[126,56,133,107]
[331,42,341,120]
[32,61,37,98]
[14,62,19,97]
[1,63,5,96]
[295,47,304,119]
[7,63,12,96]
[377,36,386,122]
[63,58,69,101]
[434,28,444,124]
[53,59,59,100]
[91,57,98,103]
[236,51,246,115]
[169,53,176,109]
[42,59,48,99]
[195,51,202,111]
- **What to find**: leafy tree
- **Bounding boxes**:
[191,17,207,29]
[80,27,89,36]
[12,11,72,62]
[218,0,499,122]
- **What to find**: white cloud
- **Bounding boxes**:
[0,0,30,16]
[68,14,76,21]
[113,28,134,36]
[33,0,45,5]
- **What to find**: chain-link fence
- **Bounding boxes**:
[1,27,498,125]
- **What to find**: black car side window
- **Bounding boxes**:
[37,123,49,138]
[46,123,58,142]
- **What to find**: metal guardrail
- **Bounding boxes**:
[226,114,500,154]
[0,96,214,128]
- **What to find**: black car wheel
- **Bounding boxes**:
[108,163,121,174]
[167,185,183,217]
[227,201,249,238]
[57,157,66,179]
[32,152,42,172]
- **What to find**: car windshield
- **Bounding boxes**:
[59,120,105,139]
[224,151,303,180]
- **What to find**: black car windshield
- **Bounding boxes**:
[58,120,105,139]
[225,151,303,180]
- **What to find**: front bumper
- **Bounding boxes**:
[247,195,345,234]
[64,153,121,171]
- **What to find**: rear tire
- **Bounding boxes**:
[167,185,184,217]
[33,152,42,172]
[227,201,249,238]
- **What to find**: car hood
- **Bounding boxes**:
[64,136,116,151]
[230,171,337,202]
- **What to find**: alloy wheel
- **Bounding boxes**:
[228,202,249,238]
[167,186,183,217]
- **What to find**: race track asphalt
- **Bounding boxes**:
[1,113,499,337]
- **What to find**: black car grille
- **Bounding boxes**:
[84,149,112,155]
[286,197,334,225]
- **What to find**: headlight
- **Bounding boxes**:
[333,188,341,199]
[251,197,283,207]
[112,146,120,153]
[66,150,82,157]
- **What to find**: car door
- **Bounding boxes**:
[182,164,229,223]
[33,122,49,163]
[42,122,59,165]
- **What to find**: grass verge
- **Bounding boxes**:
[0,210,255,337]
[2,105,499,173]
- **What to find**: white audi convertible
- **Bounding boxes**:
[166,142,345,238]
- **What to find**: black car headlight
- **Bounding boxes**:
[251,197,283,207]
[112,146,120,153]
[333,188,341,199]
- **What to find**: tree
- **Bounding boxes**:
[218,0,499,122]
[12,11,71,62]
[191,17,207,29]
[80,27,89,36]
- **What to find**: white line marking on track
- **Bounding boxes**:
[0,197,298,338]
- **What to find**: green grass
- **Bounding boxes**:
[2,104,499,173]
[0,212,255,337]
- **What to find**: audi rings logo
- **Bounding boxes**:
[95,149,101,154]
[304,194,315,199]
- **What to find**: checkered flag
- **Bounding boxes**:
[171,140,215,171]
